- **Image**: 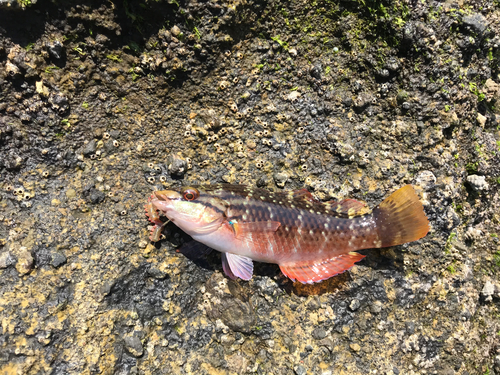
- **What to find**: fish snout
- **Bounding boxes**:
[151,190,180,212]
[154,190,181,201]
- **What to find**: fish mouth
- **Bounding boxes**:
[151,190,180,212]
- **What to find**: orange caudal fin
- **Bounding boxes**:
[280,253,366,284]
[373,185,430,248]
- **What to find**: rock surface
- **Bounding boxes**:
[0,0,500,374]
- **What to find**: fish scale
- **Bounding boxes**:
[198,185,380,262]
[146,184,430,284]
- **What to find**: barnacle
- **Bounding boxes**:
[113,140,119,147]
[120,210,127,216]
[42,171,49,178]
[147,176,156,183]
[228,101,238,112]
[148,162,154,169]
[103,132,111,140]
[219,81,229,90]
[160,176,167,182]
[184,131,191,137]
[108,192,114,197]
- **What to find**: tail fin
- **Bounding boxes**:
[373,185,429,247]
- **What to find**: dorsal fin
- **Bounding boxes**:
[325,198,371,218]
[291,188,318,203]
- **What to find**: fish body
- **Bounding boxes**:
[145,184,429,284]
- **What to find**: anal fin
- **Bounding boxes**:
[279,252,365,284]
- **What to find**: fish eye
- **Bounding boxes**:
[182,187,199,201]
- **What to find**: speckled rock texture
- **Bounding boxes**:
[1,0,500,374]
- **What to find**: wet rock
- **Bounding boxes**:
[5,60,21,77]
[318,338,333,351]
[205,273,256,333]
[0,251,16,269]
[82,140,97,156]
[310,63,322,79]
[385,58,400,72]
[167,155,187,177]
[3,152,24,170]
[354,93,373,110]
[46,40,64,60]
[369,300,383,314]
[51,252,67,268]
[312,327,327,340]
[294,365,307,375]
[124,336,143,357]
[462,13,488,38]
[15,247,33,275]
[349,298,360,311]
[171,25,181,37]
[350,343,361,352]
[467,175,489,191]
[104,139,116,153]
[273,172,288,188]
[48,93,69,113]
[477,113,487,127]
[415,170,436,190]
[83,184,105,204]
[481,280,498,302]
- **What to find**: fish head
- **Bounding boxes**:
[151,186,227,236]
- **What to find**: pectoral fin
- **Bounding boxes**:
[227,220,281,240]
[221,252,254,280]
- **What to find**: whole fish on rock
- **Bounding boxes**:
[145,184,429,284]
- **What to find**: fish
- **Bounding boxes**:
[144,184,429,284]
